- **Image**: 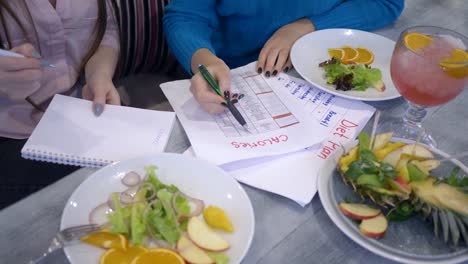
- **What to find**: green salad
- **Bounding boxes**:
[89,165,229,264]
[319,57,385,92]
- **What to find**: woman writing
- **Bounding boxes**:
[164,0,404,113]
[0,0,120,208]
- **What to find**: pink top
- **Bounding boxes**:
[0,0,119,139]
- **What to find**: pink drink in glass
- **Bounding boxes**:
[390,35,466,107]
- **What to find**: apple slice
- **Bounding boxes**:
[400,144,434,160]
[371,132,393,152]
[395,155,411,171]
[417,159,441,172]
[382,148,403,167]
[177,236,214,264]
[359,214,388,239]
[187,217,230,252]
[339,203,381,220]
[387,177,410,195]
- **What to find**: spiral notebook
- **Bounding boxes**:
[21,95,176,167]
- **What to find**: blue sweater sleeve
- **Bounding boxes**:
[163,0,219,74]
[310,0,404,31]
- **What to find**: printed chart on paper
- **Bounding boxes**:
[214,71,300,137]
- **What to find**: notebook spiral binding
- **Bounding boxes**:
[21,148,113,168]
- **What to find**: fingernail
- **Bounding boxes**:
[232,93,239,98]
[231,99,238,104]
[238,94,245,100]
[265,71,271,78]
[257,67,262,74]
[31,51,42,59]
[40,61,56,68]
[284,67,289,73]
[93,104,104,116]
[272,70,278,76]
[221,102,228,107]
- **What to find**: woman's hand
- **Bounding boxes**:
[83,45,120,116]
[257,19,315,77]
[190,48,231,114]
[0,43,42,100]
[82,77,120,116]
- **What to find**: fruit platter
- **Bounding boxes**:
[318,132,468,263]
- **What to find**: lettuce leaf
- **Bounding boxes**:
[323,63,350,84]
[207,252,230,264]
[174,194,190,215]
[351,65,382,91]
[108,192,129,235]
[130,190,147,245]
[145,189,181,245]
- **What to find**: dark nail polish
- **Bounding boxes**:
[231,99,239,104]
[284,67,289,73]
[272,70,278,76]
[232,93,239,98]
[93,104,104,117]
[265,71,271,78]
[221,102,227,107]
[257,67,262,74]
[238,94,245,100]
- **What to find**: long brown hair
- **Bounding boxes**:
[0,0,119,76]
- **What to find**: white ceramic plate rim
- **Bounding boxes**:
[318,138,468,264]
[291,28,401,102]
[60,153,255,264]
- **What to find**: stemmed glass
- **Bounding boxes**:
[379,26,467,147]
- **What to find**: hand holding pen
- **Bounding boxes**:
[0,44,55,111]
[198,64,249,130]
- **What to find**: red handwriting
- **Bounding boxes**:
[333,119,358,140]
[231,134,289,149]
[317,140,341,160]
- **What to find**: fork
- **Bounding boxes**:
[29,224,101,264]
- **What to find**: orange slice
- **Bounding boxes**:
[81,231,128,251]
[100,246,148,264]
[404,32,433,51]
[342,46,359,64]
[328,48,345,61]
[131,248,185,264]
[354,47,375,65]
[439,48,468,78]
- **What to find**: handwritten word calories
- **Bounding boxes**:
[231,134,289,149]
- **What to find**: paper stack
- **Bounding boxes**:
[161,62,375,206]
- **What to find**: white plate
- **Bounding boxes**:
[61,153,255,264]
[291,29,400,101]
[318,139,468,263]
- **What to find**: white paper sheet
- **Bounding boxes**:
[161,62,374,165]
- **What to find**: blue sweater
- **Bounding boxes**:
[164,0,404,73]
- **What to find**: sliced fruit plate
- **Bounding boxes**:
[61,153,255,264]
[318,133,468,264]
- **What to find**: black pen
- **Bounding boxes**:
[198,64,249,131]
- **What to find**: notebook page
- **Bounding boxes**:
[22,95,175,167]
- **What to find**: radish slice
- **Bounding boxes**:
[172,191,205,218]
[122,171,141,187]
[120,192,134,204]
[89,203,113,225]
